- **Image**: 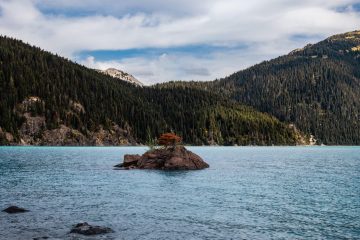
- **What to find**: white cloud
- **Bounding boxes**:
[80,39,307,84]
[0,0,360,83]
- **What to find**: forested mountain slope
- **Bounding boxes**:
[0,36,303,146]
[214,31,360,144]
[162,30,360,145]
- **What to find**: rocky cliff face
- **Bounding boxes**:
[0,96,138,146]
[99,68,143,86]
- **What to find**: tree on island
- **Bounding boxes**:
[157,133,182,148]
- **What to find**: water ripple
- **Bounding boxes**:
[0,146,359,239]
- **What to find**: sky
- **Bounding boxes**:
[0,0,360,84]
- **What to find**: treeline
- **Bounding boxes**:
[212,31,360,144]
[160,31,360,144]
[0,36,300,145]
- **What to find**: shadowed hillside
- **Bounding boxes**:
[160,30,360,145]
[0,36,303,146]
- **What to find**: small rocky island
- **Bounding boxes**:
[114,133,209,170]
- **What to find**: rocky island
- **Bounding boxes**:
[114,133,209,170]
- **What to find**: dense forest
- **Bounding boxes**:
[161,31,360,145]
[0,36,302,146]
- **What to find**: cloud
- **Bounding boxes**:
[80,39,307,84]
[0,0,360,83]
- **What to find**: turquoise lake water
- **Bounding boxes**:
[0,146,359,239]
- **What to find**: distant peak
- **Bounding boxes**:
[98,68,144,87]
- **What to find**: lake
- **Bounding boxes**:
[0,146,359,239]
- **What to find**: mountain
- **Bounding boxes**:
[0,36,304,146]
[213,30,360,145]
[98,68,144,86]
[161,30,360,145]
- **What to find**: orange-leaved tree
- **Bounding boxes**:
[158,133,182,147]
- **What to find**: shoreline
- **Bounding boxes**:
[1,145,359,148]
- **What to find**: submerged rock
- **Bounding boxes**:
[115,146,209,170]
[2,206,29,214]
[33,237,62,240]
[70,222,113,235]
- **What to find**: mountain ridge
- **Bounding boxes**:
[2,30,359,145]
[0,35,305,146]
[158,30,360,144]
[211,30,360,144]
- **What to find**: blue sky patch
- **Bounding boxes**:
[353,3,360,11]
[37,4,92,17]
[335,3,360,13]
[37,3,154,18]
[76,44,249,61]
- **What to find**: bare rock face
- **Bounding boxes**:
[123,154,142,167]
[91,124,137,146]
[70,222,113,236]
[115,146,209,170]
[1,96,139,146]
[20,113,46,137]
[40,125,87,146]
[99,68,144,87]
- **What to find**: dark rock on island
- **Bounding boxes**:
[123,154,142,167]
[114,146,209,170]
[113,163,124,168]
[70,222,114,235]
[2,205,29,214]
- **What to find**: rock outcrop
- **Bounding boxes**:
[70,222,113,236]
[99,68,143,87]
[114,146,209,170]
[0,96,139,146]
[2,206,29,214]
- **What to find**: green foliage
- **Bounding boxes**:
[215,33,360,145]
[161,31,360,145]
[0,132,9,145]
[0,35,301,145]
